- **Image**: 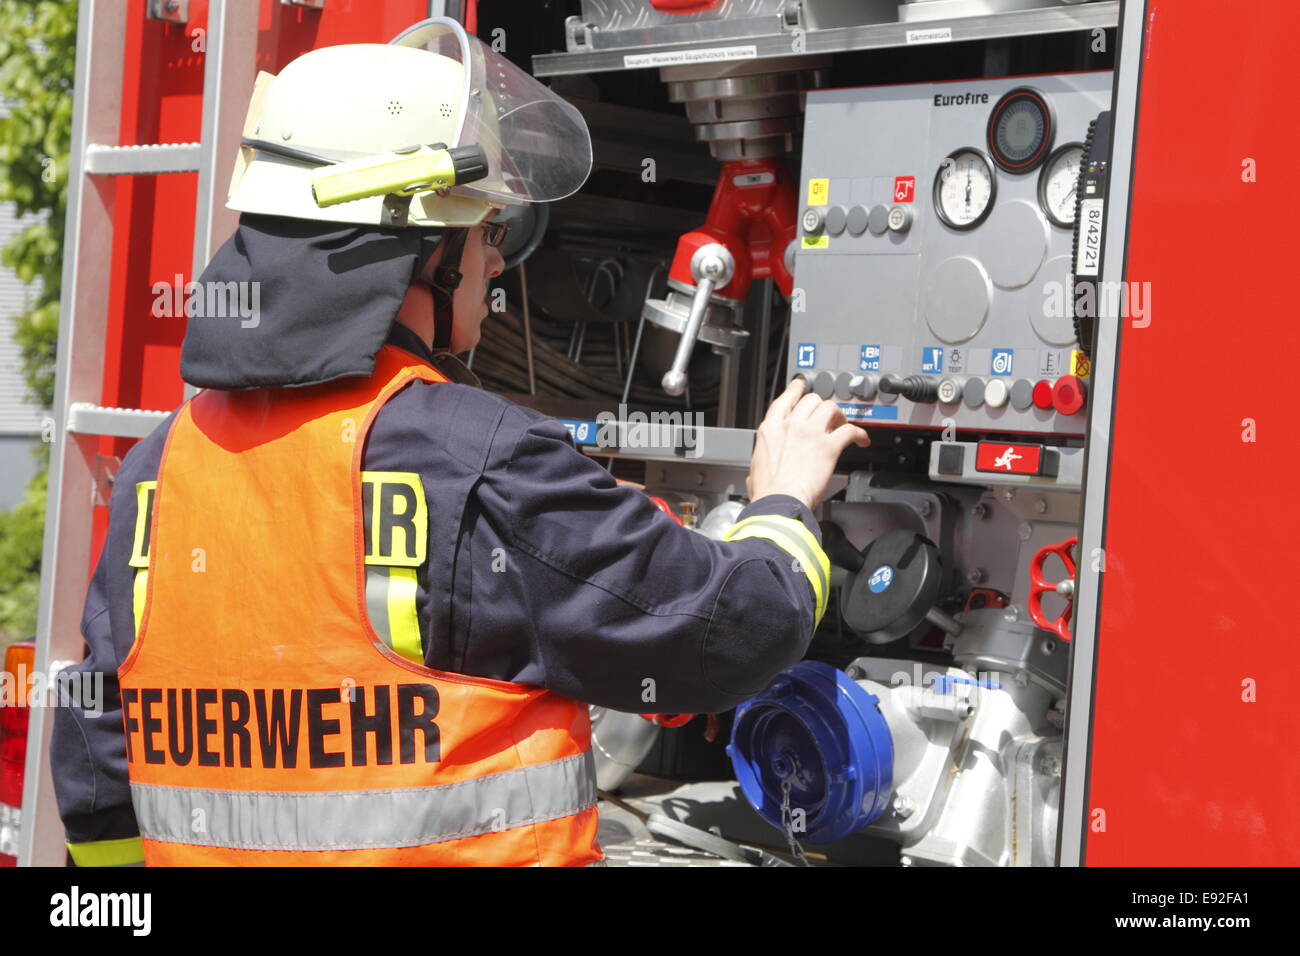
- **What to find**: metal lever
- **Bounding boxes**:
[662,244,734,397]
[662,277,715,396]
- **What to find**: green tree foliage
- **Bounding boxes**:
[0,0,78,641]
[0,460,47,639]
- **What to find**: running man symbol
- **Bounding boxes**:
[993,447,1022,470]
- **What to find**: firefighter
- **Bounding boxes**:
[49,18,869,866]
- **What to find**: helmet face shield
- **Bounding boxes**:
[391,18,592,205]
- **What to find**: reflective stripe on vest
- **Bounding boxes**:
[132,751,596,851]
[722,514,830,627]
[120,345,603,866]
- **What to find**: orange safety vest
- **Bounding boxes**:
[118,344,603,866]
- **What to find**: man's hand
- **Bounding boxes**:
[746,377,871,512]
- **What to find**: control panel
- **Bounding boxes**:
[789,71,1112,435]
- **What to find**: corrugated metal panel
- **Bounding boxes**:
[0,96,48,435]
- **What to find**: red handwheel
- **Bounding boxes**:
[1028,536,1078,642]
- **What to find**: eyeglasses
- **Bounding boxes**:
[482,220,510,248]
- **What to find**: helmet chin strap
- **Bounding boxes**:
[417,228,470,352]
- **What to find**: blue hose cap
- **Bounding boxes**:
[727,661,894,844]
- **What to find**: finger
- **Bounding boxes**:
[765,376,807,421]
[809,398,846,432]
[749,427,773,472]
[789,391,825,423]
[830,422,871,450]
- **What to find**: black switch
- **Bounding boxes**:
[937,443,965,476]
[879,374,940,403]
[1040,449,1060,478]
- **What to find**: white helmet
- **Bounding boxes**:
[227,17,592,228]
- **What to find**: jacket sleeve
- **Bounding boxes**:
[48,417,174,866]
[472,405,830,715]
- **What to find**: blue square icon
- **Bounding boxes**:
[796,343,817,369]
[991,349,1014,376]
[859,345,881,372]
[921,347,943,374]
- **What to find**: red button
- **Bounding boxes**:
[1032,380,1055,409]
[975,442,1044,475]
[1052,374,1087,415]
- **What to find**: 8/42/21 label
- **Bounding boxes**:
[1078,199,1105,277]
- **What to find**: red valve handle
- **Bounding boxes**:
[1028,536,1078,642]
[640,713,694,728]
[647,496,683,526]
[614,481,684,526]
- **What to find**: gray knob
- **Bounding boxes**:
[825,205,848,236]
[813,371,836,400]
[868,204,890,236]
[802,207,825,234]
[1010,378,1035,411]
[847,205,869,236]
[835,372,856,401]
[851,374,877,401]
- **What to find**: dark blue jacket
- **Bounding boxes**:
[49,322,821,848]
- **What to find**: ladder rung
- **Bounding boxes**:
[67,403,171,438]
[84,143,201,175]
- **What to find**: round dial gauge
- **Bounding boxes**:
[987,87,1054,173]
[1038,142,1084,228]
[933,148,996,230]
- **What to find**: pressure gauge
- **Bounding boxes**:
[933,148,996,231]
[1038,142,1084,228]
[987,87,1054,173]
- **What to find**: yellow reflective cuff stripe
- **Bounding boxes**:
[67,836,145,867]
[723,515,830,627]
[728,522,827,626]
[386,567,423,665]
[132,569,148,637]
